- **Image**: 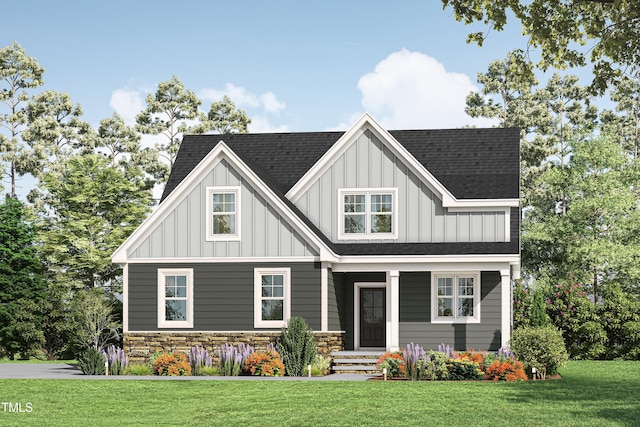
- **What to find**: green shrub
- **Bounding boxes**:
[376,352,405,378]
[423,351,449,380]
[123,363,153,376]
[510,325,568,379]
[276,316,317,376]
[77,348,106,375]
[311,354,331,376]
[200,366,220,376]
[446,360,484,380]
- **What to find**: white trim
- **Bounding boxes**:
[286,113,518,210]
[354,281,389,350]
[122,264,129,333]
[157,268,194,328]
[123,256,318,264]
[254,267,291,328]
[500,269,511,349]
[430,271,481,324]
[388,271,400,352]
[338,188,398,240]
[205,186,241,241]
[112,141,337,264]
[125,330,347,333]
[321,262,329,332]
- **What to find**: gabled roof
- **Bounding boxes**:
[146,114,520,259]
[162,117,520,203]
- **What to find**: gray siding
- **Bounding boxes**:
[327,268,344,331]
[131,159,319,259]
[399,271,502,351]
[294,130,507,244]
[128,262,321,331]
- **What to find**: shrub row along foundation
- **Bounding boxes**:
[124,332,345,364]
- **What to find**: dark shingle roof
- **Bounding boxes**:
[159,127,520,256]
[161,127,519,201]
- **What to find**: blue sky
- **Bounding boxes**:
[4,0,552,135]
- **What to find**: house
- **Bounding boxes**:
[112,113,520,361]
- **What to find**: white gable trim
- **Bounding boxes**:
[286,113,518,210]
[112,141,338,264]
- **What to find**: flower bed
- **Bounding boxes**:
[375,343,530,381]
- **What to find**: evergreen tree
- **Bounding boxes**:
[0,196,46,359]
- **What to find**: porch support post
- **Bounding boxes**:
[122,264,129,333]
[388,270,400,352]
[500,269,511,349]
[321,262,329,332]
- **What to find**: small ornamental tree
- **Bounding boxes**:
[276,316,317,376]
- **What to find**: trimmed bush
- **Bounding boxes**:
[123,363,153,376]
[153,352,191,376]
[77,348,106,375]
[510,325,568,379]
[446,360,484,380]
[485,359,527,381]
[244,349,285,376]
[277,316,317,376]
[423,351,449,380]
[377,352,405,378]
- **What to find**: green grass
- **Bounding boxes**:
[0,361,639,426]
[0,358,76,364]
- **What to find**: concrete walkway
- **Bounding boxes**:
[0,363,378,381]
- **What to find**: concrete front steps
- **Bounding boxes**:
[331,350,384,374]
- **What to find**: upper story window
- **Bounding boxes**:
[338,188,397,240]
[206,187,240,241]
[431,272,480,324]
[157,268,194,328]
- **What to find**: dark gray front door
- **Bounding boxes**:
[360,288,386,347]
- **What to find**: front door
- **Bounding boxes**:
[360,287,386,347]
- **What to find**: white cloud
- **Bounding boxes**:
[199,84,286,114]
[109,88,145,126]
[355,49,497,129]
[259,92,286,113]
[249,116,290,133]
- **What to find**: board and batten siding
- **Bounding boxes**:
[398,271,503,351]
[128,262,322,332]
[294,130,507,244]
[130,159,319,259]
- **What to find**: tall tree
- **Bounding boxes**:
[600,73,640,159]
[522,133,640,301]
[202,95,251,134]
[0,196,46,359]
[0,42,45,197]
[442,0,640,91]
[21,90,94,179]
[135,75,203,182]
[39,154,152,292]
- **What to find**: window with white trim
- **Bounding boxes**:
[254,268,290,328]
[431,272,480,323]
[206,186,240,241]
[158,269,194,328]
[339,188,397,239]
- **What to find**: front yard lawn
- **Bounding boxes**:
[0,360,638,426]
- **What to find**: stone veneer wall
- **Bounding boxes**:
[124,332,345,363]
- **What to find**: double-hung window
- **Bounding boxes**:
[254,268,290,328]
[339,188,397,239]
[206,186,240,241]
[158,268,194,328]
[431,272,480,323]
